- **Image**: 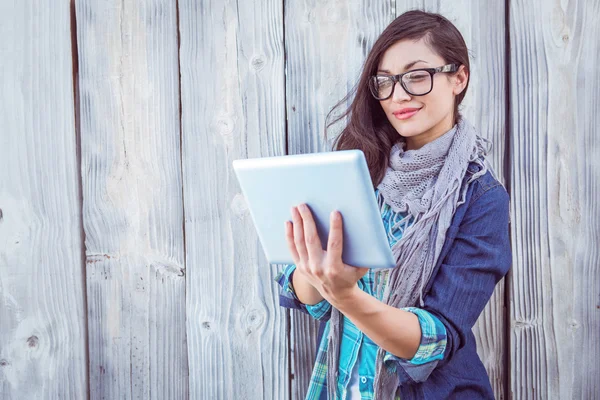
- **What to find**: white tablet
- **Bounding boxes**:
[232,150,395,269]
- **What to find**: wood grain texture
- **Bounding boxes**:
[75,1,187,398]
[177,1,288,399]
[3,1,599,399]
[0,1,88,399]
[284,1,394,398]
[509,1,600,398]
[393,2,509,397]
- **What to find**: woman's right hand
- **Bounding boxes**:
[285,204,369,307]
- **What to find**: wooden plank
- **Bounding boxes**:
[509,1,600,398]
[284,1,395,398]
[75,1,187,398]
[392,2,509,398]
[177,1,288,399]
[0,2,88,399]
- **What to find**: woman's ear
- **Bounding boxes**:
[453,65,469,96]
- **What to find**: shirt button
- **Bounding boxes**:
[361,377,367,384]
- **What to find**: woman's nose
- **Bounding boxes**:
[392,81,411,102]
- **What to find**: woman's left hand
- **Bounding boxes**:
[286,203,370,306]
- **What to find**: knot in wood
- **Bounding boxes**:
[27,335,39,348]
[250,55,265,71]
[214,116,235,137]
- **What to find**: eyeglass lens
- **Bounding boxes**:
[372,70,432,98]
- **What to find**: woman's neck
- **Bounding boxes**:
[405,115,456,151]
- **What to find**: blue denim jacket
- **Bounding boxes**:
[279,160,512,399]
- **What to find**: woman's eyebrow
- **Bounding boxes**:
[377,59,429,74]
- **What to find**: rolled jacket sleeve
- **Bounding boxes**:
[396,183,512,385]
[274,263,332,321]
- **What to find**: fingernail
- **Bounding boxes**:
[299,204,307,212]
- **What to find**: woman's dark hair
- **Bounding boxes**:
[325,10,470,187]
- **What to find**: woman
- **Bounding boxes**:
[275,10,511,400]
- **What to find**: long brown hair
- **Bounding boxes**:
[325,10,470,187]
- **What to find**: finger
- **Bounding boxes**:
[291,206,308,263]
[284,220,300,264]
[326,210,344,265]
[297,204,323,263]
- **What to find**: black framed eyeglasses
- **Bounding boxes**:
[368,63,459,100]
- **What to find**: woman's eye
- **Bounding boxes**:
[377,77,394,87]
[406,73,428,81]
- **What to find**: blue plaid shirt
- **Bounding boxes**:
[275,189,447,399]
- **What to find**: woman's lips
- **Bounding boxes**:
[393,108,421,120]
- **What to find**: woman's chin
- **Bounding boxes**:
[394,125,421,139]
[388,114,432,138]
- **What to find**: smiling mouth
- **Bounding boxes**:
[393,108,421,120]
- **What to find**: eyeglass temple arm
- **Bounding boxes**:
[436,64,458,73]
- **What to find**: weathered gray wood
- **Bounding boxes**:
[509,1,600,398]
[284,1,395,398]
[0,2,88,399]
[75,1,187,398]
[3,1,599,399]
[393,2,509,398]
[178,1,288,399]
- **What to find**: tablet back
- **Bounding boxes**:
[232,150,395,269]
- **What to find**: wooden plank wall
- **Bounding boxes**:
[75,1,188,399]
[0,1,88,399]
[178,0,289,399]
[509,1,600,399]
[1,1,598,399]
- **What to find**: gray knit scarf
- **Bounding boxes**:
[326,116,492,399]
